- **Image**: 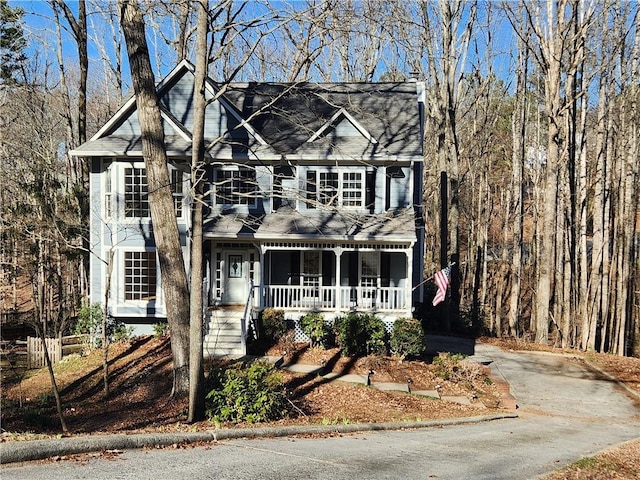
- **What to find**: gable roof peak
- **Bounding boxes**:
[307,107,378,145]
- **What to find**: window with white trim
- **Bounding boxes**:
[318,172,339,206]
[215,168,256,205]
[171,169,184,216]
[124,251,157,301]
[342,172,363,207]
[360,251,379,289]
[302,251,321,287]
[124,166,184,218]
[124,167,149,218]
[306,170,365,209]
[104,160,113,219]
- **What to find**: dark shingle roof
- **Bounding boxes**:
[221,82,422,157]
[72,63,423,160]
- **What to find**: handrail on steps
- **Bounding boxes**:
[241,279,255,352]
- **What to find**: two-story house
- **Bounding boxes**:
[72,60,425,356]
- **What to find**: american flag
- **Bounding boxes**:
[432,265,451,306]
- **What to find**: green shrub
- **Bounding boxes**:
[205,361,287,423]
[432,352,482,383]
[334,312,365,356]
[112,324,135,343]
[74,303,103,347]
[260,308,287,342]
[432,352,466,380]
[153,321,169,338]
[73,303,134,345]
[334,312,388,357]
[300,312,332,348]
[390,317,426,359]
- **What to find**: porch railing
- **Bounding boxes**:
[264,285,407,312]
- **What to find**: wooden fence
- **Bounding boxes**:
[0,335,87,374]
[26,337,62,369]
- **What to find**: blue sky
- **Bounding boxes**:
[11,0,519,85]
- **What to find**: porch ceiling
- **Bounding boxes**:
[203,206,418,243]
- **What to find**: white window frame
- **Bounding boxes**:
[214,167,257,206]
[103,159,113,219]
[318,172,339,206]
[308,168,365,209]
[120,162,185,220]
[301,250,321,287]
[124,166,150,218]
[341,171,363,207]
[123,249,158,302]
[171,169,185,217]
[360,251,379,289]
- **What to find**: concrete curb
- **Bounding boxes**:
[0,413,518,465]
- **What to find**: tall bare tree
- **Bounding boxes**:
[420,0,477,329]
[507,1,529,338]
[187,0,208,423]
[50,0,90,302]
[118,0,191,395]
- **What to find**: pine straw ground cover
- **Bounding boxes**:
[0,335,496,438]
[1,335,639,479]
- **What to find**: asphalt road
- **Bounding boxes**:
[2,344,639,480]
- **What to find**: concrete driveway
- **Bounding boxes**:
[2,342,639,480]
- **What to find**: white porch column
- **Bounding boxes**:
[259,244,267,309]
[210,241,217,305]
[406,246,413,314]
[335,246,342,313]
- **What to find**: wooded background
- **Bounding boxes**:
[1,0,638,357]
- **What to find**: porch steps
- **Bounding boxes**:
[203,307,246,357]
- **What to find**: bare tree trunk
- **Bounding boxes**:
[102,249,114,397]
[119,0,191,395]
[508,6,528,337]
[525,0,572,345]
[585,59,610,350]
[176,0,192,62]
[187,0,208,424]
[421,0,476,330]
[52,0,90,302]
[535,116,559,345]
[38,326,68,433]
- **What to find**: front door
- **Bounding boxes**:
[223,252,246,304]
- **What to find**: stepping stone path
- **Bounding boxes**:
[265,355,516,409]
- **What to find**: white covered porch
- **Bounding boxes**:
[203,207,422,318]
[205,240,414,317]
[259,241,413,316]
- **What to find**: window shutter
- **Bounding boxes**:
[306,171,316,208]
[365,170,376,213]
[273,174,282,211]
